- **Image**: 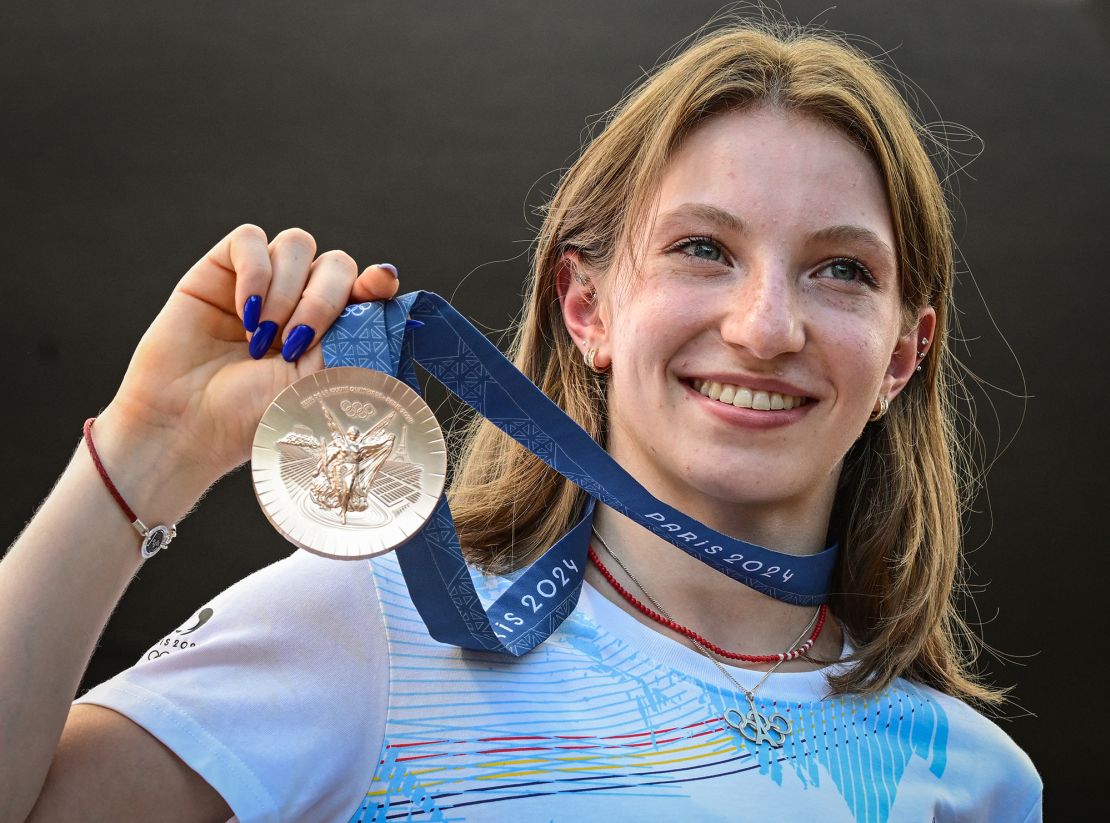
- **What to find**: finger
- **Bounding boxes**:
[350,263,400,304]
[279,250,359,362]
[183,224,272,331]
[227,225,274,333]
[248,228,317,358]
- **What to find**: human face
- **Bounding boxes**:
[583,107,928,537]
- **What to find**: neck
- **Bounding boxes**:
[586,503,844,671]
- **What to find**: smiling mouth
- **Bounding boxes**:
[689,378,812,411]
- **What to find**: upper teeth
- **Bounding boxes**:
[690,379,808,411]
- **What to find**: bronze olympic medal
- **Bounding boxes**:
[251,366,447,560]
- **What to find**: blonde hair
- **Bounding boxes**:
[448,18,1002,704]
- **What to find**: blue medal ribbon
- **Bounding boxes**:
[322,292,837,655]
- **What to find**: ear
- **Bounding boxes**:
[882,306,937,400]
[556,251,611,370]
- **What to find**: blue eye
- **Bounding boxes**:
[670,235,726,263]
[819,257,877,287]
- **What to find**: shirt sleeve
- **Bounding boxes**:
[1021,794,1044,823]
[75,550,389,823]
[926,689,1043,822]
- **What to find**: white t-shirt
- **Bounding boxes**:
[77,550,1042,823]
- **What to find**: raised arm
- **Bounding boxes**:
[0,225,399,822]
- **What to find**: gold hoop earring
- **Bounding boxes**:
[584,347,607,374]
[868,396,890,422]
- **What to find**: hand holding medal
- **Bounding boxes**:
[98,224,403,515]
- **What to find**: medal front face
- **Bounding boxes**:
[252,367,447,560]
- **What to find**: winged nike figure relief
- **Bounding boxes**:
[276,401,420,525]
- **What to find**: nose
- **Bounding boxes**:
[718,262,805,359]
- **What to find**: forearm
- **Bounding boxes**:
[0,405,213,822]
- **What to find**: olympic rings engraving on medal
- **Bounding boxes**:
[339,399,376,419]
[724,705,792,748]
[252,367,447,560]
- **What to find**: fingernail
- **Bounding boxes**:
[243,295,262,332]
[405,318,424,330]
[248,320,278,360]
[281,324,315,362]
[375,263,398,279]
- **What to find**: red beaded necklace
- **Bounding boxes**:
[588,545,828,664]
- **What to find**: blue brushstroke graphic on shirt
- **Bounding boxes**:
[349,555,948,823]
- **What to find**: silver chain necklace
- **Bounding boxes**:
[591,526,820,749]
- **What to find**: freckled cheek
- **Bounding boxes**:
[612,315,686,369]
[812,322,888,405]
[822,314,888,363]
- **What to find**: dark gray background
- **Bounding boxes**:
[4,1,1106,816]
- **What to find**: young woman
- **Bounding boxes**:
[1,20,1041,823]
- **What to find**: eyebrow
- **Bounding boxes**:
[809,225,897,268]
[657,203,746,234]
[656,202,897,267]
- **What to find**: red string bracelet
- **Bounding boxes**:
[589,545,826,664]
[83,417,176,559]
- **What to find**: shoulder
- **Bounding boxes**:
[89,548,387,684]
[896,679,1041,814]
[150,548,390,675]
[917,682,1037,771]
[208,545,379,613]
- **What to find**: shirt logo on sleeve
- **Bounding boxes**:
[176,607,214,635]
[143,606,215,661]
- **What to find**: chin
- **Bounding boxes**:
[671,464,822,517]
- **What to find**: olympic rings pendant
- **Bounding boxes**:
[724,697,793,748]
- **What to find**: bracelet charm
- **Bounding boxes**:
[134,520,176,559]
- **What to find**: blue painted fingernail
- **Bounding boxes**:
[281,324,315,362]
[375,263,399,278]
[405,318,424,330]
[248,320,278,359]
[243,295,262,332]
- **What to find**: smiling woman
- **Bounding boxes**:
[0,14,1040,823]
[587,109,921,527]
[450,30,964,702]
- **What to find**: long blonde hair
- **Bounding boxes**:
[448,18,1002,704]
